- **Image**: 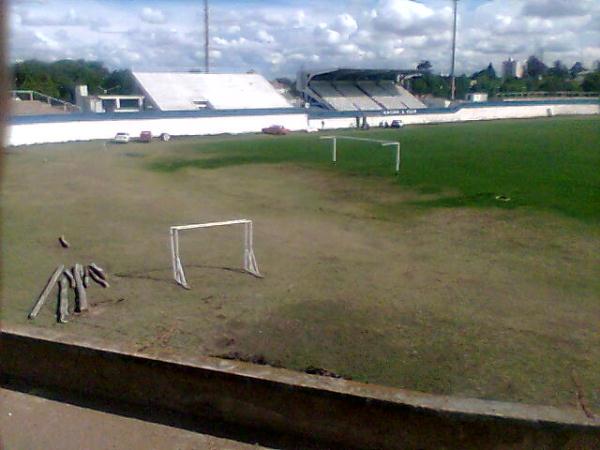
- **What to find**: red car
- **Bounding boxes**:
[262,125,290,135]
[139,131,152,142]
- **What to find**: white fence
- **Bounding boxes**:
[309,102,599,130]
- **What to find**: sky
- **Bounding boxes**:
[8,0,600,78]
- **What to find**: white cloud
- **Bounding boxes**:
[7,0,600,78]
[523,0,595,18]
[256,30,275,44]
[332,13,358,35]
[140,7,167,25]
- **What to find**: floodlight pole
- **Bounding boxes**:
[204,0,210,73]
[450,0,458,101]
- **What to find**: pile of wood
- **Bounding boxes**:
[28,263,109,323]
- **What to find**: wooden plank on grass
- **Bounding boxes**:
[28,265,65,320]
[73,263,88,312]
[82,266,91,288]
[57,274,69,323]
[63,269,75,288]
[89,263,107,281]
[88,267,110,288]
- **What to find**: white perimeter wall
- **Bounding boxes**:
[7,103,598,146]
[7,113,308,146]
[309,103,599,130]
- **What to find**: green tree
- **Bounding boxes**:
[417,60,432,73]
[526,55,547,78]
[582,71,600,91]
[569,62,586,78]
[548,60,568,79]
[10,59,117,102]
[102,70,136,95]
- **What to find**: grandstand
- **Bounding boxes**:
[297,68,426,112]
[132,72,292,111]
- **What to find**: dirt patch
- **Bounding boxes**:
[214,351,282,367]
[304,366,348,379]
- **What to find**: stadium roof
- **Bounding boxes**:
[305,68,421,82]
[132,72,292,111]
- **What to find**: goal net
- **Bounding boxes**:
[320,135,401,173]
[169,219,261,289]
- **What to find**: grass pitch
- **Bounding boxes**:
[2,116,599,412]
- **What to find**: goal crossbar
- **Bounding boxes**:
[320,135,401,173]
[170,219,261,289]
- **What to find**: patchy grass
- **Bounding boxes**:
[149,116,600,221]
[2,116,600,412]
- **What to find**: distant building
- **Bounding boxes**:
[75,85,144,113]
[502,58,525,79]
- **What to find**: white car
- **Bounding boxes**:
[113,132,130,144]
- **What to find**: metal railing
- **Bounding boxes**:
[497,91,599,99]
[11,90,81,112]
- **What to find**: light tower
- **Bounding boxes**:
[450,0,459,101]
[204,0,210,73]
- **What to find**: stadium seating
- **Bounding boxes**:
[309,81,358,111]
[333,82,382,111]
[380,81,426,109]
[133,72,292,111]
[306,77,425,112]
[357,81,407,109]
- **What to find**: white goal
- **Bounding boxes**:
[169,219,261,289]
[320,135,401,173]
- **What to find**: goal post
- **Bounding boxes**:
[169,219,261,289]
[320,135,401,173]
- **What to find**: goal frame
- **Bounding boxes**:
[169,219,261,289]
[320,135,401,173]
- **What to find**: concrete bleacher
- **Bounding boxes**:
[357,81,407,109]
[305,77,424,112]
[309,81,358,111]
[133,72,292,111]
[333,82,382,111]
[380,81,426,109]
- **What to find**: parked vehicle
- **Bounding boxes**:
[390,120,404,128]
[139,131,152,143]
[113,132,130,144]
[262,125,290,135]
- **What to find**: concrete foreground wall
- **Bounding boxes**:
[6,101,598,147]
[1,327,598,449]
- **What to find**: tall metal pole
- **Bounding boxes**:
[450,0,458,101]
[204,0,209,73]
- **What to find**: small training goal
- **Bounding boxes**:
[170,219,261,289]
[320,135,401,173]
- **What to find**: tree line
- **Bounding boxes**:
[11,59,135,103]
[10,56,600,104]
[412,56,600,99]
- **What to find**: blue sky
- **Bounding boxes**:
[9,0,600,77]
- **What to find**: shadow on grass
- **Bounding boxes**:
[408,192,520,210]
[148,155,287,172]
